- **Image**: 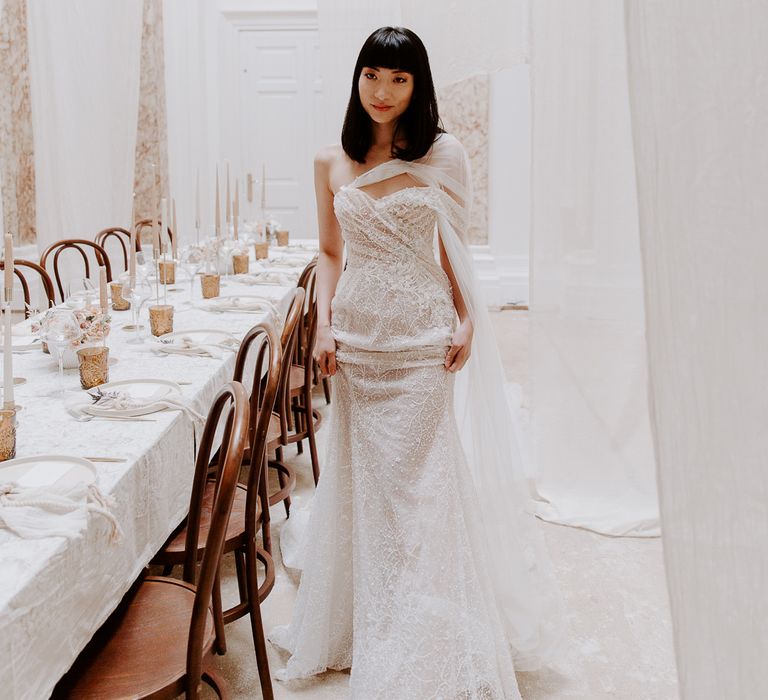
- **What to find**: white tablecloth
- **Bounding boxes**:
[0,242,316,699]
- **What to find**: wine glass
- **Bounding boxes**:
[120,273,152,343]
[179,245,204,305]
[65,278,97,310]
[38,308,83,395]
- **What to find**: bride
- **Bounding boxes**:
[270,26,561,699]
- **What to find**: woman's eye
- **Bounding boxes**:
[364,72,376,80]
[395,77,407,84]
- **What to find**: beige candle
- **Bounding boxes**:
[261,163,266,211]
[234,178,239,240]
[3,234,13,409]
[172,198,178,258]
[98,266,108,313]
[215,166,221,237]
[195,169,201,230]
[226,161,231,228]
[129,229,137,283]
[247,172,254,203]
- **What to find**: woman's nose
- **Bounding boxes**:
[374,85,389,101]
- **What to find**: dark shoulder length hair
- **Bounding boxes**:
[341,27,443,164]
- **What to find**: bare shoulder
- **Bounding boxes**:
[314,144,344,168]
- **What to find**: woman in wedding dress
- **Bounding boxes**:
[270,27,561,699]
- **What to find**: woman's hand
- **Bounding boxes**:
[314,325,337,376]
[445,319,473,372]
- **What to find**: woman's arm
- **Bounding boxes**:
[439,236,473,372]
[313,147,345,376]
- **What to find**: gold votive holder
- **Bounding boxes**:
[149,304,174,336]
[41,341,50,354]
[254,241,269,260]
[201,274,220,299]
[232,253,249,275]
[109,281,130,311]
[0,407,17,462]
[77,346,110,390]
[276,230,289,247]
[158,260,176,285]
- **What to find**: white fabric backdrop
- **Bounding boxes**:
[626,1,768,696]
[27,0,143,253]
[529,0,659,536]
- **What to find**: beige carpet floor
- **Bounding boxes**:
[206,310,679,699]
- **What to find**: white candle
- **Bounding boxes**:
[247,172,254,203]
[215,166,221,237]
[3,234,13,408]
[172,198,178,258]
[129,229,137,283]
[195,169,200,229]
[261,163,266,212]
[98,266,107,313]
[226,161,231,228]
[159,197,166,259]
[234,178,239,240]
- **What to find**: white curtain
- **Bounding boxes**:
[529,0,659,536]
[626,2,768,697]
[27,0,143,253]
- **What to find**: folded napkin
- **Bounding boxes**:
[153,337,224,359]
[234,271,297,286]
[66,388,204,423]
[0,480,122,542]
[202,297,282,323]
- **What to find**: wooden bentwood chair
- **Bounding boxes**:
[95,226,140,273]
[0,259,55,317]
[39,239,112,302]
[153,323,281,700]
[53,381,250,700]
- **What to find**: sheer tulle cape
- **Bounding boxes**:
[349,133,564,671]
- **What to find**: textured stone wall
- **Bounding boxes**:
[0,0,35,245]
[438,72,489,245]
[133,0,169,226]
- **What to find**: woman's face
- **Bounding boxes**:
[358,66,414,125]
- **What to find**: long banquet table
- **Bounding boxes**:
[0,241,317,699]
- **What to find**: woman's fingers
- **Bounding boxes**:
[327,351,337,376]
[315,350,337,377]
[445,344,460,369]
[447,345,470,372]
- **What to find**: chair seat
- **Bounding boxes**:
[155,481,257,564]
[55,577,214,699]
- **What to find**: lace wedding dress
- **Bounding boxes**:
[270,134,561,699]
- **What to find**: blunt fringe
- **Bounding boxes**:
[341,27,443,163]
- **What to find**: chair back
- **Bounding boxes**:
[95,227,140,273]
[39,239,112,302]
[232,322,282,533]
[0,259,55,317]
[276,287,305,438]
[295,259,318,383]
[182,381,249,697]
[134,218,173,253]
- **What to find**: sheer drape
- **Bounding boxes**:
[625,2,768,697]
[27,0,142,251]
[529,0,659,536]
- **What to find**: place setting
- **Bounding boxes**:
[151,328,240,358]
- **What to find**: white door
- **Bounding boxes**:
[237,27,323,239]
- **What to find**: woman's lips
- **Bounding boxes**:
[372,104,393,112]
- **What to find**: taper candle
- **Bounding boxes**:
[195,169,201,229]
[215,166,221,237]
[3,233,12,292]
[3,234,13,408]
[226,161,231,228]
[234,178,239,240]
[129,229,137,282]
[159,197,166,258]
[261,163,266,211]
[172,198,178,258]
[98,266,107,313]
[247,173,254,203]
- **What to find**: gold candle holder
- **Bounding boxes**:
[254,241,269,260]
[158,260,176,285]
[77,346,109,390]
[201,274,220,299]
[149,304,174,336]
[232,253,249,275]
[276,230,289,247]
[109,281,130,311]
[0,407,17,462]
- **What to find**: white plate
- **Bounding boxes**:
[1,335,41,352]
[0,455,96,490]
[84,378,181,417]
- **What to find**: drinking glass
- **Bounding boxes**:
[179,245,204,305]
[120,273,152,343]
[38,308,83,395]
[65,279,97,310]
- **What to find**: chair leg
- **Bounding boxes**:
[277,466,290,518]
[259,455,272,554]
[322,375,331,404]
[234,548,248,605]
[305,392,320,486]
[202,667,231,699]
[246,539,275,700]
[212,570,227,655]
